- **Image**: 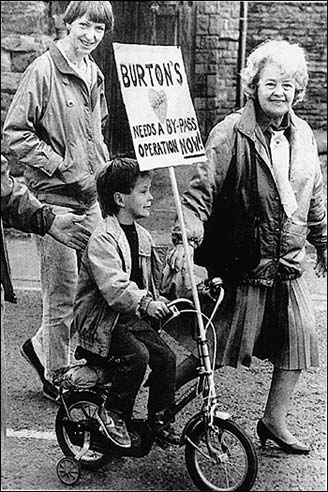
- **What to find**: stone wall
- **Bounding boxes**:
[1,1,53,173]
[247,1,327,131]
[193,1,327,137]
[1,0,326,161]
[193,1,241,138]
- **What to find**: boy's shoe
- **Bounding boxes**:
[20,339,45,384]
[43,380,60,404]
[149,419,180,445]
[98,406,131,448]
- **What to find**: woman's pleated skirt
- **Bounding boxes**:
[163,275,319,371]
[211,275,319,370]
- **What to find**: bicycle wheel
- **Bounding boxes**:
[185,417,258,491]
[55,390,112,470]
[56,456,81,485]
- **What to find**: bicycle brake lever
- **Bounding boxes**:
[169,305,180,318]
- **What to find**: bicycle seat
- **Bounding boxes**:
[53,364,112,391]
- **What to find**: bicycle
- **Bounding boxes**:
[54,280,258,490]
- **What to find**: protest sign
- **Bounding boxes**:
[113,43,206,171]
[113,43,208,341]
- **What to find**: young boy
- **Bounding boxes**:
[72,157,178,448]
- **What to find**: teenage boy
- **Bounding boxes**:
[4,1,114,401]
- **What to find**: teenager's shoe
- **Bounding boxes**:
[98,406,131,448]
[20,339,45,384]
[257,419,310,454]
[21,339,60,403]
[43,380,60,404]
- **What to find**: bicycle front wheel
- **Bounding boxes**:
[185,417,257,491]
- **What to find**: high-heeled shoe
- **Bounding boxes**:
[256,419,310,455]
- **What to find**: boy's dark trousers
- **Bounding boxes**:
[105,317,176,420]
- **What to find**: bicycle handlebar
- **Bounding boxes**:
[166,280,225,317]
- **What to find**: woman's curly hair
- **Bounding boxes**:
[241,40,308,105]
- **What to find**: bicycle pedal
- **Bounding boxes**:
[154,436,170,449]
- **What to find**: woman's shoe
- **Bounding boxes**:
[256,419,310,454]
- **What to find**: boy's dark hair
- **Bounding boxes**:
[96,157,152,217]
[63,1,114,32]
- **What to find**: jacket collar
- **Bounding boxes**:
[236,99,271,170]
[49,41,104,87]
[237,98,297,139]
[236,98,258,140]
[255,101,291,134]
[236,98,305,184]
[104,215,152,257]
[104,214,123,241]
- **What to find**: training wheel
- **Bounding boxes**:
[56,456,81,485]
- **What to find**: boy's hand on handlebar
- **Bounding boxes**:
[167,243,193,272]
[147,300,171,319]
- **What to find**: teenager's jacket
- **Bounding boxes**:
[73,215,165,357]
[3,42,109,211]
[173,99,327,286]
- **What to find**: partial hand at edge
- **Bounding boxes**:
[167,243,194,272]
[314,249,327,278]
[48,213,91,251]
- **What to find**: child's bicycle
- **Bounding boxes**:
[54,280,258,491]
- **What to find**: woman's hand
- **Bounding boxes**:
[167,243,194,272]
[147,300,171,319]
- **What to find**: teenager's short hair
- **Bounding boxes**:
[96,157,152,217]
[63,1,114,32]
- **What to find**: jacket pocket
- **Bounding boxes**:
[281,222,308,253]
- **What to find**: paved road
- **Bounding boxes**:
[1,234,327,491]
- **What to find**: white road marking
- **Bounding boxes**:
[15,285,41,292]
[6,428,57,441]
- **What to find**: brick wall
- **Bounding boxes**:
[247,1,327,131]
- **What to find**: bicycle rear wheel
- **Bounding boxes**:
[185,417,257,491]
[56,391,112,470]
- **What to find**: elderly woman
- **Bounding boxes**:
[168,40,327,454]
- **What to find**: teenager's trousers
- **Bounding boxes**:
[33,202,101,381]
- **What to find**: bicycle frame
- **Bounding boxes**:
[55,282,258,490]
[162,285,230,427]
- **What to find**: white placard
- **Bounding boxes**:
[113,43,206,171]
